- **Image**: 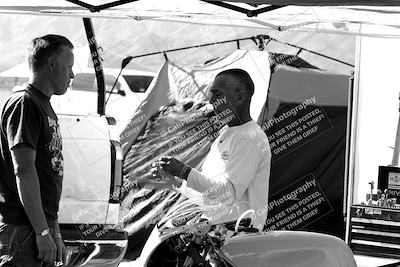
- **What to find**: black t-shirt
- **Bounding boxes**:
[0,84,63,226]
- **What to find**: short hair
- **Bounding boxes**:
[216,69,254,97]
[28,34,74,71]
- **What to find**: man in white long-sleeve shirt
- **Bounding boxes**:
[153,69,271,230]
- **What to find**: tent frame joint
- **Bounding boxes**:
[202,1,285,17]
[66,0,139,12]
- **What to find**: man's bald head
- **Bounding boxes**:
[216,69,254,99]
[210,69,254,126]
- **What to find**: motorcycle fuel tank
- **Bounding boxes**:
[221,230,357,267]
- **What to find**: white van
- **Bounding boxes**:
[52,68,154,135]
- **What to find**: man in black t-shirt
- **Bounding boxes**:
[0,35,74,266]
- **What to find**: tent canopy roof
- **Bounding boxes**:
[226,0,400,5]
[1,1,400,37]
[8,0,400,7]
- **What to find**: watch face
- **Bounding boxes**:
[41,229,49,236]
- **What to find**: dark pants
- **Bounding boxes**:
[0,223,56,267]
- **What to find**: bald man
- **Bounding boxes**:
[153,69,271,230]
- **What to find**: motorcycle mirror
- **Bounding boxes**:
[117,89,126,96]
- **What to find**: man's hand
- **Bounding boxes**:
[156,156,186,177]
[55,234,67,265]
[151,157,185,187]
[36,234,57,264]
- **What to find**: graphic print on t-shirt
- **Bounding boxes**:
[47,116,63,176]
[221,150,230,161]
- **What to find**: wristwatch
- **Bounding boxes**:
[179,165,192,180]
[36,228,49,237]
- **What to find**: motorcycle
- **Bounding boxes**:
[132,198,357,267]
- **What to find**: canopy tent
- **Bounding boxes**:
[225,0,400,4]
[1,1,400,38]
[0,0,392,262]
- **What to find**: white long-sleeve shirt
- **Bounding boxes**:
[180,120,271,230]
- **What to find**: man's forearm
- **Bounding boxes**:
[16,170,49,234]
[55,220,60,234]
[187,168,237,200]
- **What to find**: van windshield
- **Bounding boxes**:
[122,75,153,93]
[71,73,122,93]
[71,73,153,94]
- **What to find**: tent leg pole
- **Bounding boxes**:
[343,71,354,238]
[83,17,106,115]
[345,35,362,244]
